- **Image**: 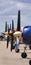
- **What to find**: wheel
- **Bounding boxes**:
[29,60,31,65]
[21,52,27,58]
[29,46,31,49]
[15,49,19,53]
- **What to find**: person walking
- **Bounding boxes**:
[15,36,20,52]
[10,34,14,51]
[7,36,9,48]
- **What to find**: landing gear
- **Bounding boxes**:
[21,46,27,58]
[15,49,19,53]
[21,52,27,58]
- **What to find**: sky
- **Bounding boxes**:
[0,0,31,32]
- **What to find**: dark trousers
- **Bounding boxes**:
[11,39,13,51]
[7,40,9,48]
[7,36,9,48]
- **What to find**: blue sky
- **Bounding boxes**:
[0,0,31,32]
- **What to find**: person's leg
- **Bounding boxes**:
[16,44,19,53]
[7,40,9,48]
[11,39,13,51]
[11,42,12,51]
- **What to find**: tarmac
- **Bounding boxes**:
[0,41,31,65]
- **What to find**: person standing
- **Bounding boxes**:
[15,36,20,52]
[10,34,14,51]
[7,36,9,48]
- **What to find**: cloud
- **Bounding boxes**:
[0,15,17,32]
[0,0,20,16]
[0,1,31,16]
[0,0,31,32]
[15,0,31,3]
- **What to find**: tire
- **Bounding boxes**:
[29,60,31,65]
[21,52,27,58]
[15,49,19,53]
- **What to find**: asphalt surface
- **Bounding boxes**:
[0,41,31,65]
